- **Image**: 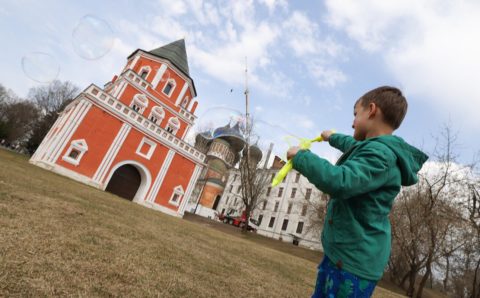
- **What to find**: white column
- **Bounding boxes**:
[31,109,67,162]
[93,123,131,184]
[181,125,191,140]
[146,149,175,202]
[152,64,167,88]
[48,99,92,163]
[129,55,140,70]
[50,101,92,164]
[175,83,188,106]
[39,104,76,162]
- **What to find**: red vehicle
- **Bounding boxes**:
[218,210,258,231]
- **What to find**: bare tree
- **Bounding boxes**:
[25,80,79,154]
[389,124,474,297]
[0,84,21,140]
[1,100,40,144]
[237,118,272,232]
[28,80,79,115]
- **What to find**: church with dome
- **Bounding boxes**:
[186,121,262,218]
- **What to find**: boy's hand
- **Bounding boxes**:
[287,146,301,160]
[321,130,334,142]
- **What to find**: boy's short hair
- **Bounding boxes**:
[357,86,408,130]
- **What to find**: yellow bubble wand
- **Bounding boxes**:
[271,135,325,187]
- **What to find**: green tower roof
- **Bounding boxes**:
[148,39,190,76]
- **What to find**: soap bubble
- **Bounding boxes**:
[159,69,171,84]
[21,52,60,83]
[194,106,245,135]
[193,106,296,156]
[72,15,114,60]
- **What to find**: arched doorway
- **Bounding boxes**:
[105,164,141,201]
[212,195,221,210]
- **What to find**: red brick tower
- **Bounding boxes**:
[30,39,205,217]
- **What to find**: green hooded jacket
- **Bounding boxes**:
[292,133,428,281]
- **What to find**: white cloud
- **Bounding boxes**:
[307,60,347,88]
[258,0,288,14]
[189,22,280,89]
[282,11,347,88]
[324,0,480,128]
[157,0,187,17]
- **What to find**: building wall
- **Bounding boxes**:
[30,45,205,218]
[217,167,326,251]
[55,105,123,178]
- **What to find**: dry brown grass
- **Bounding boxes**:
[0,148,405,297]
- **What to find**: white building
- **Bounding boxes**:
[216,163,328,251]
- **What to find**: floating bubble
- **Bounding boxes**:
[194,106,246,135]
[21,52,60,83]
[192,106,299,160]
[72,14,114,60]
[159,70,171,85]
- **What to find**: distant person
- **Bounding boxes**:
[287,86,428,297]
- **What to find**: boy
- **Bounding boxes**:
[287,86,428,297]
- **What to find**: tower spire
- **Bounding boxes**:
[244,57,249,132]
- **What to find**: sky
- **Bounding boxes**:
[1,0,479,165]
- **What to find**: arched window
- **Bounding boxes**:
[62,139,88,166]
[165,117,180,134]
[169,185,184,207]
[130,94,148,113]
[138,65,151,80]
[148,106,165,125]
[162,79,176,97]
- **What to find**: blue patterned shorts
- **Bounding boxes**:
[311,256,377,298]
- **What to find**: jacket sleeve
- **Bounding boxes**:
[292,144,392,199]
[329,133,358,153]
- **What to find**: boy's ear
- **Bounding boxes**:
[368,102,377,118]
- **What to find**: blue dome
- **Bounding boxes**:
[212,122,245,152]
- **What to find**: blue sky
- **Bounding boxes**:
[1,0,479,164]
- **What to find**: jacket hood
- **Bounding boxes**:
[371,135,429,186]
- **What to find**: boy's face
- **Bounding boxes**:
[352,100,370,140]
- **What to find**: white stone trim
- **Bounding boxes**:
[93,123,131,183]
[62,139,88,166]
[139,200,182,217]
[40,102,78,162]
[181,125,191,140]
[138,65,151,79]
[113,80,126,98]
[166,117,180,135]
[161,79,176,97]
[122,70,196,124]
[168,185,184,207]
[31,108,69,162]
[152,64,167,88]
[84,85,205,164]
[135,137,157,160]
[148,106,165,124]
[175,82,188,106]
[130,93,149,113]
[129,55,140,70]
[103,160,152,203]
[50,100,92,164]
[146,149,175,202]
[134,51,196,97]
[31,160,101,189]
[178,164,202,215]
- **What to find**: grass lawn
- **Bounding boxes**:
[0,148,406,297]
